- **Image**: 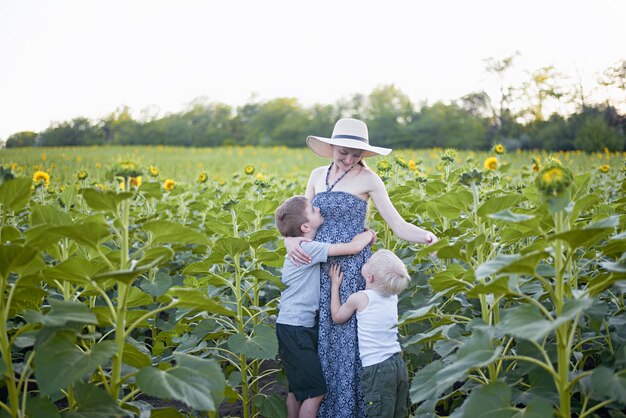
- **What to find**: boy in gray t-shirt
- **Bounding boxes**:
[275,195,375,418]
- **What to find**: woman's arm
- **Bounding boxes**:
[368,172,438,245]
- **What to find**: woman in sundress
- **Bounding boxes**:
[284,118,438,418]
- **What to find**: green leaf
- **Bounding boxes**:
[247,229,278,248]
[42,257,107,285]
[8,284,47,317]
[399,304,437,325]
[499,299,593,342]
[133,246,175,270]
[0,225,22,243]
[253,394,288,418]
[62,382,126,418]
[466,275,514,298]
[25,220,111,251]
[215,237,251,258]
[0,177,32,212]
[550,216,618,250]
[410,328,501,404]
[426,190,473,219]
[144,220,210,245]
[478,194,523,217]
[227,324,279,360]
[475,251,549,280]
[30,204,73,226]
[249,269,286,290]
[136,354,225,412]
[590,366,626,404]
[140,271,173,297]
[139,181,163,199]
[34,332,117,395]
[26,396,62,418]
[123,341,152,369]
[165,287,236,317]
[456,381,516,418]
[0,244,38,280]
[149,408,186,418]
[487,209,535,223]
[429,264,472,294]
[25,299,98,327]
[80,188,134,213]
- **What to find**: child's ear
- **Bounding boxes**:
[301,223,310,233]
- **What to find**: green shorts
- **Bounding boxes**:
[276,323,327,401]
[361,352,409,418]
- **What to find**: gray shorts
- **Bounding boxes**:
[361,352,409,418]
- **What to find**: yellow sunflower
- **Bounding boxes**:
[598,165,610,174]
[163,179,176,191]
[245,165,255,175]
[493,144,506,155]
[149,166,159,177]
[484,157,498,171]
[33,171,50,187]
[76,169,88,180]
[377,160,392,172]
[130,176,142,187]
[198,172,208,183]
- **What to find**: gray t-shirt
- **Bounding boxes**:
[276,241,330,327]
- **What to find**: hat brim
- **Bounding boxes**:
[306,136,392,159]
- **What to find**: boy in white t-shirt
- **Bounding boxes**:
[329,249,410,418]
[275,195,376,418]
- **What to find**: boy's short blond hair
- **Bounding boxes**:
[369,249,410,295]
[275,195,309,237]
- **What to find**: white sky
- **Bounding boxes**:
[1,0,625,141]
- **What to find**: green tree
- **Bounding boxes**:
[5,131,38,147]
[573,114,625,151]
[407,102,489,149]
[38,117,103,146]
[365,84,414,148]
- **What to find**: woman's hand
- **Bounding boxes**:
[284,236,312,266]
[424,231,438,245]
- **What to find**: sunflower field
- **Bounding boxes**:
[0,145,625,418]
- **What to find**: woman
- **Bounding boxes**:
[285,118,438,418]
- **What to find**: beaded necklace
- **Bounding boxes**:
[325,162,355,192]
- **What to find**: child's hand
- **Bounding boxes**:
[329,264,343,287]
[367,228,377,245]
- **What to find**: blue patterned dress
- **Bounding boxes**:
[313,186,371,418]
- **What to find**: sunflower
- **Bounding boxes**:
[76,169,88,180]
[113,161,142,178]
[245,165,255,175]
[198,172,208,183]
[484,157,498,171]
[149,165,159,177]
[163,179,176,191]
[377,160,392,172]
[440,149,456,163]
[493,144,506,155]
[531,157,541,172]
[408,160,418,172]
[33,171,50,187]
[395,156,408,169]
[130,176,142,187]
[598,165,610,174]
[535,161,573,197]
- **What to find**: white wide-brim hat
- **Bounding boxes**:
[306,118,392,158]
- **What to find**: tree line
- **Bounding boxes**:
[5,57,625,151]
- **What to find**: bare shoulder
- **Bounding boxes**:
[347,290,370,311]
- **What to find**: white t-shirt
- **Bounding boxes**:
[356,289,401,367]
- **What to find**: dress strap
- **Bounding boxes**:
[325,162,355,192]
